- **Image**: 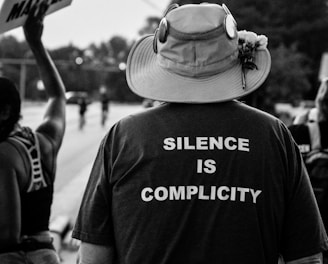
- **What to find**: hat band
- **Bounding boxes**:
[169,25,226,41]
[157,49,239,78]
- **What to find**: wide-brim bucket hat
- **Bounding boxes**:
[126,3,271,103]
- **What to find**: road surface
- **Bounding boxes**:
[21,101,144,263]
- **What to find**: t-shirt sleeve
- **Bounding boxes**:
[280,125,328,261]
[72,133,114,246]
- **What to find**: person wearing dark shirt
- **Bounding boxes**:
[289,78,328,263]
[0,3,66,264]
[73,3,328,264]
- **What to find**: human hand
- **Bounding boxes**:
[23,2,49,46]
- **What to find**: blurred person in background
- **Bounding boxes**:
[0,3,66,264]
[100,93,110,127]
[73,3,328,264]
[288,78,328,263]
[78,97,88,130]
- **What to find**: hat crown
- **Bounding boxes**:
[156,4,239,77]
[167,4,225,33]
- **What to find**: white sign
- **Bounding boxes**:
[319,53,328,81]
[0,0,73,34]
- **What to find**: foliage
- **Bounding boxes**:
[0,35,132,102]
[1,0,327,106]
[242,44,312,113]
[269,44,312,104]
[138,16,161,36]
[0,35,29,58]
[105,71,141,102]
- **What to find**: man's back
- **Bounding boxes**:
[74,101,325,263]
[73,4,328,263]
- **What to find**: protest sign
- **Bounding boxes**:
[319,53,328,81]
[0,0,73,34]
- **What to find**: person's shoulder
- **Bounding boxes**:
[234,100,281,125]
[0,140,24,168]
[104,103,169,140]
[1,126,36,162]
[118,103,168,124]
[0,141,28,191]
[0,139,19,155]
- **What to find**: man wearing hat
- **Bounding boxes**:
[73,3,328,263]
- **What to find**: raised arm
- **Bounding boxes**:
[23,3,66,153]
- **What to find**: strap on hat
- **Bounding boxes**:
[153,4,237,54]
[168,25,226,41]
[164,3,179,16]
[153,4,179,53]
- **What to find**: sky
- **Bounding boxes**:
[1,0,171,49]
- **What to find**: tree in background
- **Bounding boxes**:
[0,36,29,93]
[1,0,327,107]
[0,34,135,102]
[242,44,311,114]
[138,16,161,36]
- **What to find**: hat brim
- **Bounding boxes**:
[127,35,271,103]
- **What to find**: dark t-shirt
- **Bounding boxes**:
[73,101,328,263]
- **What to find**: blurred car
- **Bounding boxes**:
[65,91,92,104]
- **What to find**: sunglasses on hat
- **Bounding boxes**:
[153,3,237,53]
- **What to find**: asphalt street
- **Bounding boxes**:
[21,101,143,263]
